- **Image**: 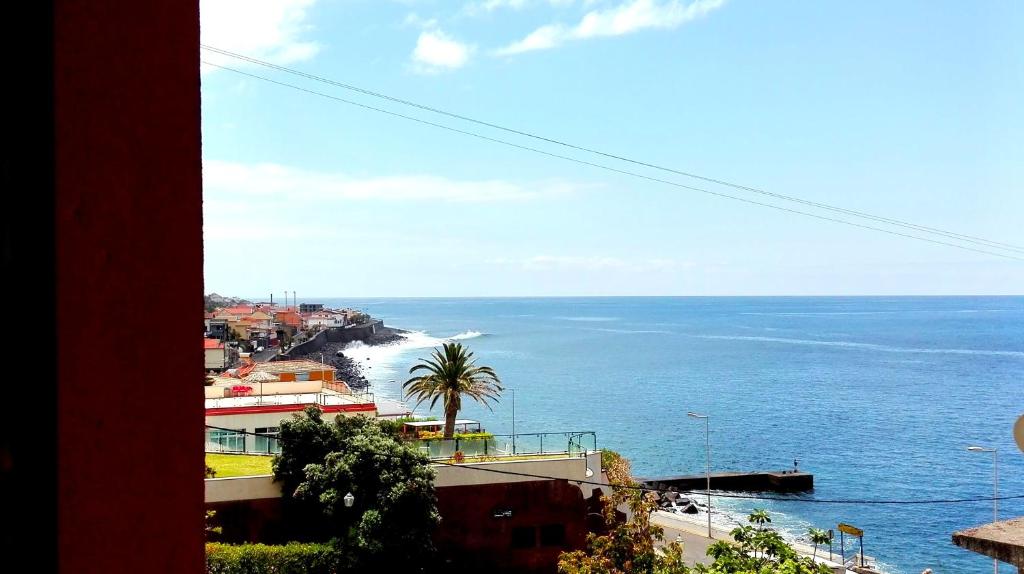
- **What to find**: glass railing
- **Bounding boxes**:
[411,431,596,460]
[204,428,279,455]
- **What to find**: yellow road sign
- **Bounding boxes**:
[838,523,863,537]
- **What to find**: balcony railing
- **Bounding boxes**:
[413,431,597,460]
[204,427,596,460]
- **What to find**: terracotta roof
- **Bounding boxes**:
[203,338,224,350]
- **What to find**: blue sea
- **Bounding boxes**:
[317,296,1024,574]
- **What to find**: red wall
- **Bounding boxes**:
[53,1,204,573]
[434,480,599,573]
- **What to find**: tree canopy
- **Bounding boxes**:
[272,408,440,569]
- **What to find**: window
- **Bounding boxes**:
[254,427,280,453]
[540,524,566,546]
[510,526,535,549]
[295,372,310,381]
[209,428,245,452]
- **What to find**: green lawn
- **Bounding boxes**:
[206,453,274,478]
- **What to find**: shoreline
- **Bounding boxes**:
[288,325,408,390]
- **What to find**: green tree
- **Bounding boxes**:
[272,407,440,569]
[808,528,831,562]
[749,508,772,530]
[404,342,503,438]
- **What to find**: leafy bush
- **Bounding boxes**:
[273,407,439,570]
[206,542,349,574]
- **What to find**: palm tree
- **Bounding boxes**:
[808,527,831,561]
[404,342,503,439]
[748,508,771,530]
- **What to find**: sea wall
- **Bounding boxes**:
[271,320,384,361]
[327,320,383,343]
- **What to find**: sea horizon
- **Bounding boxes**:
[299,295,1023,574]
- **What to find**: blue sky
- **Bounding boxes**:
[200,0,1023,297]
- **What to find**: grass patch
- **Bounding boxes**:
[205,453,274,478]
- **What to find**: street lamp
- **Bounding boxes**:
[967,445,999,574]
[343,492,355,508]
[688,412,712,539]
[510,388,516,455]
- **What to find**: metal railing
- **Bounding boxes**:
[205,427,279,455]
[413,431,596,460]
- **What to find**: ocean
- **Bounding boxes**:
[316,296,1024,574]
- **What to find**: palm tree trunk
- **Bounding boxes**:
[443,402,458,439]
[813,545,818,561]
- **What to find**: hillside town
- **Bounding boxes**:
[203,295,371,372]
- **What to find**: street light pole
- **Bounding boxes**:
[688,412,711,539]
[968,445,999,574]
[511,388,516,455]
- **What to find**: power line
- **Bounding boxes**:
[200,44,1024,255]
[205,425,1024,506]
[200,60,1024,262]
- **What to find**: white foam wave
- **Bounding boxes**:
[690,334,1024,358]
[340,330,488,398]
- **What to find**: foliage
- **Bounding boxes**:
[272,407,439,570]
[404,342,503,438]
[416,430,494,441]
[559,452,830,574]
[205,464,217,478]
[205,375,215,387]
[205,542,350,574]
[205,511,222,540]
[559,486,670,574]
[807,528,831,561]
[601,449,634,486]
[452,450,465,463]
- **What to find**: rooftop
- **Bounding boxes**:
[252,359,336,375]
[953,517,1024,568]
[205,391,372,411]
[203,338,224,350]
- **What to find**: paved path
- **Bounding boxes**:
[652,511,855,573]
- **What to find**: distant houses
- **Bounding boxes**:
[203,298,369,372]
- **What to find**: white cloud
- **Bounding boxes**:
[200,0,320,72]
[203,160,582,202]
[496,0,725,55]
[411,29,474,73]
[463,0,579,15]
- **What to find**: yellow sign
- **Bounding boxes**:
[837,523,863,537]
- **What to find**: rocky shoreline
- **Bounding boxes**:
[289,325,406,390]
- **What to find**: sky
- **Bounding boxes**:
[200,0,1024,297]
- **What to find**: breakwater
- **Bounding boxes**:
[641,470,813,493]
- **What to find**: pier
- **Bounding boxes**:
[641,470,813,493]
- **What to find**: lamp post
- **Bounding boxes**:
[688,411,711,539]
[968,445,999,574]
[511,388,516,455]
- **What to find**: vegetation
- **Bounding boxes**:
[808,528,831,561]
[560,450,830,574]
[404,342,503,438]
[206,542,350,574]
[205,453,273,478]
[272,407,439,570]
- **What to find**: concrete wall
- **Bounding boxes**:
[205,347,225,370]
[206,475,279,504]
[434,452,602,492]
[326,320,383,344]
[273,328,328,360]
